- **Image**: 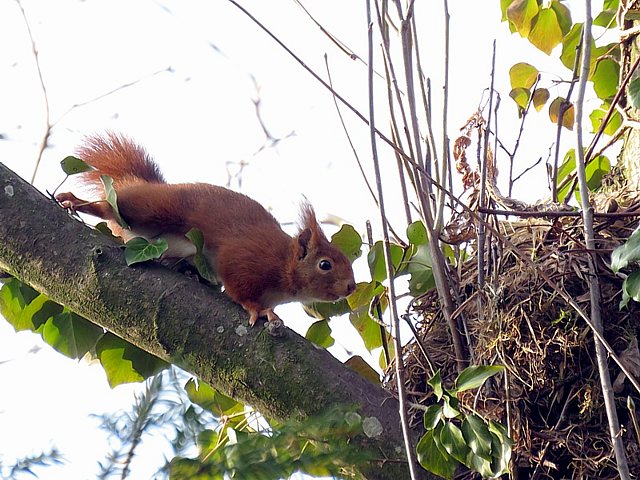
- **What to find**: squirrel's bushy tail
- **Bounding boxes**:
[77,132,166,192]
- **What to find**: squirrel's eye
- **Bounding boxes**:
[318,259,332,271]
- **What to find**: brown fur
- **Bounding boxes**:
[56,133,356,325]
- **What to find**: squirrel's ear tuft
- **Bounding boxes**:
[299,202,318,230]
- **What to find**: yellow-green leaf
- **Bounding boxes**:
[549,97,574,130]
[510,88,530,112]
[100,175,128,229]
[60,156,94,175]
[509,62,539,89]
[96,333,168,387]
[532,88,550,111]
[331,224,362,262]
[550,0,572,34]
[305,319,335,348]
[345,355,380,384]
[528,8,564,55]
[506,0,539,37]
[185,378,243,417]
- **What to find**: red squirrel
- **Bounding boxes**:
[56,133,356,326]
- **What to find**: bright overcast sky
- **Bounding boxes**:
[0,1,596,478]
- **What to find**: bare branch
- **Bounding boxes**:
[573,5,631,478]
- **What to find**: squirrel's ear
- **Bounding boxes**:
[296,228,312,260]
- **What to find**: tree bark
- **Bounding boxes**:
[0,161,433,480]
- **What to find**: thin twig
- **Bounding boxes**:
[508,73,540,197]
[477,41,497,288]
[323,55,378,206]
[365,2,418,477]
[398,3,465,373]
[375,1,418,225]
[15,0,51,184]
[478,206,640,219]
[436,0,451,232]
[552,44,581,202]
[574,5,631,478]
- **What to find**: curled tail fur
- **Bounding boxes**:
[78,132,166,193]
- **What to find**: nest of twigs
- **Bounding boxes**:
[388,187,640,479]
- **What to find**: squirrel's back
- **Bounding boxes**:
[78,132,166,191]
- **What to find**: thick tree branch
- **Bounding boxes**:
[0,161,434,480]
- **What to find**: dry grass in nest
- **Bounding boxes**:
[387,197,640,479]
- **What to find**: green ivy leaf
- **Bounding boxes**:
[331,224,362,262]
[94,222,121,241]
[96,333,169,387]
[506,0,539,37]
[585,155,610,191]
[428,370,444,401]
[590,101,623,136]
[0,279,39,328]
[124,237,169,266]
[41,311,104,359]
[488,421,513,476]
[556,149,576,203]
[594,9,616,27]
[423,404,444,430]
[528,8,564,55]
[0,280,66,335]
[611,227,640,273]
[60,156,94,175]
[345,355,380,384]
[305,320,335,348]
[532,88,550,111]
[185,228,217,284]
[100,175,129,229]
[346,281,384,311]
[349,308,384,351]
[367,241,404,282]
[407,220,428,245]
[8,292,61,332]
[454,365,504,393]
[442,395,461,419]
[303,298,351,320]
[560,23,615,76]
[594,0,618,28]
[592,58,619,100]
[461,414,493,458]
[185,378,243,417]
[439,421,470,465]
[416,429,459,480]
[509,62,539,89]
[620,269,640,308]
[196,429,221,458]
[407,244,436,296]
[628,77,640,109]
[465,449,494,478]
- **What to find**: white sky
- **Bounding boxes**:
[0,0,603,478]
